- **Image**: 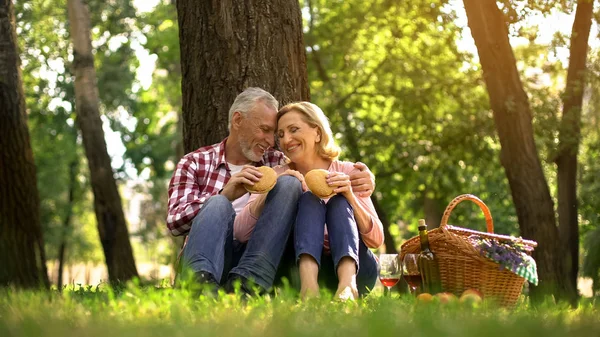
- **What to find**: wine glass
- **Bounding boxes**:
[378,254,401,295]
[401,254,422,295]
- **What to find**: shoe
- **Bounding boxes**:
[191,271,220,298]
[224,274,263,297]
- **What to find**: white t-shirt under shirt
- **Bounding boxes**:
[227,162,251,215]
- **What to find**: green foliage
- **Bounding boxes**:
[15,0,142,270]
[581,48,600,294]
[126,0,181,180]
[119,0,183,268]
[13,0,600,289]
[15,0,103,266]
[303,0,517,242]
[583,226,600,295]
[0,286,599,337]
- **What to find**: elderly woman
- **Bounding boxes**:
[234,102,383,300]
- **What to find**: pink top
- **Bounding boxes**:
[234,160,384,249]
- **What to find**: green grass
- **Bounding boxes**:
[1,283,599,337]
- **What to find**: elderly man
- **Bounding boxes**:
[167,87,374,295]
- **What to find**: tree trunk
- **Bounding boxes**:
[57,160,77,289]
[555,0,595,305]
[424,190,443,229]
[372,196,397,254]
[0,0,49,289]
[462,0,576,302]
[67,0,138,283]
[176,0,309,151]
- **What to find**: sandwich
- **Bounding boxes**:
[305,169,336,199]
[244,166,277,194]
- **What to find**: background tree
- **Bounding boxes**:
[302,0,510,255]
[581,42,600,296]
[176,0,310,150]
[7,0,599,295]
[460,0,597,303]
[0,0,49,288]
[554,0,594,300]
[131,0,184,273]
[67,0,138,283]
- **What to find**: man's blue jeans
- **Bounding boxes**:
[182,175,302,290]
[294,192,379,295]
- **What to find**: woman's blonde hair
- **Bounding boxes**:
[277,102,341,160]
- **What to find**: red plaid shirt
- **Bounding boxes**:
[166,138,285,236]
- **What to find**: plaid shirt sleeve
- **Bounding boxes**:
[263,149,286,167]
[166,154,219,236]
[167,147,284,237]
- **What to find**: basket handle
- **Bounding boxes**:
[440,194,494,233]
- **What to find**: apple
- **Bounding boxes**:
[416,293,434,303]
[460,289,483,304]
[461,288,483,298]
[434,292,458,304]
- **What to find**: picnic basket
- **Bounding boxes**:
[399,194,537,307]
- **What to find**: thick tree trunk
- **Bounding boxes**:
[462,0,576,302]
[67,0,138,283]
[176,0,309,151]
[0,0,49,289]
[555,0,594,305]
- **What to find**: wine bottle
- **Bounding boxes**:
[417,219,442,294]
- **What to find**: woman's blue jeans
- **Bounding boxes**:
[294,192,379,295]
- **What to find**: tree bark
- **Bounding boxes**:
[176,0,309,151]
[67,0,138,283]
[57,160,77,289]
[372,196,397,254]
[555,0,595,305]
[462,0,576,302]
[423,190,443,230]
[0,0,50,289]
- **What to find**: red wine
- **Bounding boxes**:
[380,277,400,288]
[402,274,422,289]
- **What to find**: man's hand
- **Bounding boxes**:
[220,166,263,201]
[349,162,375,198]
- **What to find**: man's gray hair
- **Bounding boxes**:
[228,87,279,131]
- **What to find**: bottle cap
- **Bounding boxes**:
[418,219,427,230]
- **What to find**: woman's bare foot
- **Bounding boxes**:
[335,257,359,301]
[299,254,320,300]
[334,283,359,301]
[300,282,320,300]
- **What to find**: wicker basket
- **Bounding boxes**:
[400,194,537,307]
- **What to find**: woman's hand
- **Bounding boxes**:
[280,169,308,192]
[326,172,356,201]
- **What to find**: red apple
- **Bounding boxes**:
[434,292,458,304]
[416,293,434,303]
[460,289,483,304]
[461,289,483,299]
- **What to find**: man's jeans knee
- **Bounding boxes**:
[182,195,235,283]
[229,175,302,290]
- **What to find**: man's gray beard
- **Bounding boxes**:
[240,140,262,162]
